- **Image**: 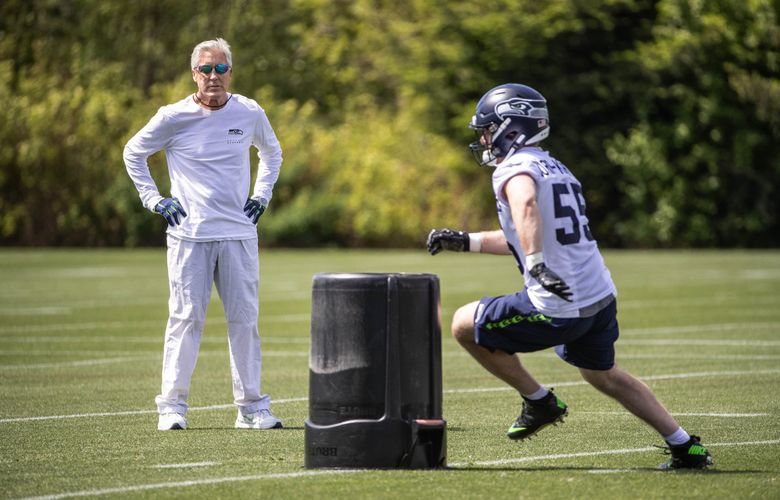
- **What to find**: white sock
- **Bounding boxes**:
[664,427,691,446]
[523,386,549,401]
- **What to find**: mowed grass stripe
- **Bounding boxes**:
[444,369,780,394]
[2,318,777,335]
[3,368,777,424]
[2,351,779,371]
[18,439,780,500]
[19,469,366,500]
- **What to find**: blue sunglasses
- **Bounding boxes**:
[195,63,230,75]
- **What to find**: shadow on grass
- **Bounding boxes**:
[184,426,304,431]
[444,466,754,474]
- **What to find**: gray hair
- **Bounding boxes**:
[190,38,233,68]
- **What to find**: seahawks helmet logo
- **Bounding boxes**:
[495,98,548,120]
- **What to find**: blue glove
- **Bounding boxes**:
[243,197,267,224]
[154,197,187,227]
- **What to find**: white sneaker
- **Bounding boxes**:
[235,408,283,429]
[157,412,187,430]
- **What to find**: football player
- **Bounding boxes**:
[427,83,712,470]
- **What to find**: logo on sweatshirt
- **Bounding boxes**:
[227,128,245,144]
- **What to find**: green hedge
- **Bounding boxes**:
[1,0,778,247]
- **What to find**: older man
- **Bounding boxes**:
[124,38,283,431]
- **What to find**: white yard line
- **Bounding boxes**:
[0,398,307,424]
[581,411,768,417]
[3,369,778,425]
[1,319,775,372]
[0,350,307,371]
[445,368,780,394]
[450,446,658,467]
[615,354,780,361]
[150,462,219,469]
[444,352,780,361]
[587,469,636,474]
[6,351,778,364]
[0,320,163,334]
[446,380,588,394]
[0,356,156,370]
[620,339,780,347]
[640,369,780,380]
[3,350,778,372]
[0,335,310,345]
[18,439,780,499]
[20,469,361,500]
[0,291,311,313]
[3,318,775,336]
[448,439,780,467]
[622,322,778,335]
[0,314,310,335]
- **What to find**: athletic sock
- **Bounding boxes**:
[523,386,549,401]
[664,427,691,446]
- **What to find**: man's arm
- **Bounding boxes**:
[250,109,283,205]
[471,230,512,255]
[244,109,283,224]
[504,173,572,301]
[123,110,187,227]
[504,174,542,256]
[426,228,511,255]
[123,110,173,211]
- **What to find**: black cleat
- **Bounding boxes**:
[659,435,714,470]
[507,389,568,440]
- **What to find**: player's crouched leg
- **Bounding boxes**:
[451,301,480,347]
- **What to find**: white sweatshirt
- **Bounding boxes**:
[123,94,282,241]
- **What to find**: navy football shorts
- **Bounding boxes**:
[473,289,619,370]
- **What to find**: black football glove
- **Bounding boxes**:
[529,263,573,302]
[243,197,267,224]
[154,197,187,227]
[426,228,469,255]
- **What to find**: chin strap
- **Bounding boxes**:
[504,133,526,159]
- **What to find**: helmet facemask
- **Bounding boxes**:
[468,121,499,166]
[469,118,534,167]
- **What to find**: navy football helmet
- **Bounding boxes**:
[468,83,550,166]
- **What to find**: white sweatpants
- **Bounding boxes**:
[155,235,270,415]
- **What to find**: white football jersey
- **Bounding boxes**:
[492,147,616,317]
[124,94,282,241]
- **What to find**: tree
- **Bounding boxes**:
[606,0,780,246]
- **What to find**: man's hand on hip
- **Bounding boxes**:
[244,197,267,224]
[154,197,187,227]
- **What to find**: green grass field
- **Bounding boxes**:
[1,248,779,499]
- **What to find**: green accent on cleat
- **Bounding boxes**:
[506,389,568,441]
[688,445,708,456]
[658,435,713,470]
